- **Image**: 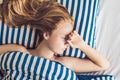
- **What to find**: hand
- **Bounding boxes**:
[67,31,86,49]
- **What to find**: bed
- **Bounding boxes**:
[0,0,119,79]
[95,0,120,79]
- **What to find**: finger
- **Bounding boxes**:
[67,40,73,47]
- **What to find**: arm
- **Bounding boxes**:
[0,44,29,54]
[56,31,110,72]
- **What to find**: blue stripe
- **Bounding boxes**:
[70,0,75,16]
[5,26,9,44]
[39,59,46,77]
[11,28,15,43]
[83,0,92,41]
[60,0,63,5]
[88,0,97,45]
[57,65,63,79]
[68,47,73,56]
[21,54,28,73]
[74,48,79,57]
[22,27,27,46]
[65,0,69,9]
[33,29,38,49]
[4,52,11,69]
[27,28,32,49]
[33,58,40,80]
[0,21,4,44]
[64,68,69,80]
[45,61,52,80]
[14,52,22,79]
[10,52,17,69]
[1,54,5,68]
[27,55,34,72]
[51,63,58,79]
[16,27,21,44]
[78,0,86,35]
[73,0,81,30]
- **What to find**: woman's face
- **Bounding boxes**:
[46,20,73,54]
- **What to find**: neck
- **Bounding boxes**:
[30,40,56,61]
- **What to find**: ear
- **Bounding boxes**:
[43,32,50,40]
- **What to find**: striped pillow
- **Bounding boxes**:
[0,21,38,49]
[58,0,100,58]
[0,0,100,58]
[0,52,78,80]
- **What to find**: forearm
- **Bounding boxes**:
[0,44,28,54]
[79,42,110,70]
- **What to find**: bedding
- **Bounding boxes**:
[0,0,115,80]
[0,52,114,80]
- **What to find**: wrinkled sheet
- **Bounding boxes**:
[96,0,120,80]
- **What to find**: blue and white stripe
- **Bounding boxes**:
[57,0,100,58]
[0,52,78,80]
[0,20,38,49]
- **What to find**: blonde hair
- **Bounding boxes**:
[1,0,73,41]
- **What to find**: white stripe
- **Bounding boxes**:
[11,52,20,77]
[1,53,8,69]
[86,0,94,45]
[48,62,55,80]
[96,77,101,80]
[91,78,95,80]
[13,28,18,43]
[67,0,72,13]
[102,77,106,80]
[24,27,30,47]
[67,70,71,80]
[60,67,66,79]
[6,52,15,69]
[22,55,32,80]
[16,53,26,80]
[71,48,75,57]
[57,0,60,3]
[81,0,89,38]
[42,60,50,80]
[72,0,78,20]
[30,29,35,48]
[66,47,70,56]
[2,24,7,44]
[36,58,44,79]
[30,56,37,79]
[19,26,24,45]
[75,0,83,33]
[62,0,66,7]
[8,28,12,43]
[54,64,61,80]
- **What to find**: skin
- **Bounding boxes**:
[0,20,110,73]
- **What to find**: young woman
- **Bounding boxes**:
[0,0,110,73]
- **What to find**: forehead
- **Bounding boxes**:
[53,20,73,35]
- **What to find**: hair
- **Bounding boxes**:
[0,0,73,41]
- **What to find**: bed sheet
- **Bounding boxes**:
[96,0,120,80]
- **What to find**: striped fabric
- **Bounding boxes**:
[58,0,100,58]
[77,75,114,80]
[0,52,114,80]
[0,0,99,58]
[0,52,78,80]
[0,21,39,49]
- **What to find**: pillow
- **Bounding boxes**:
[57,0,100,58]
[0,52,78,80]
[0,0,100,58]
[0,21,39,49]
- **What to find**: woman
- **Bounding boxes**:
[0,0,110,73]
